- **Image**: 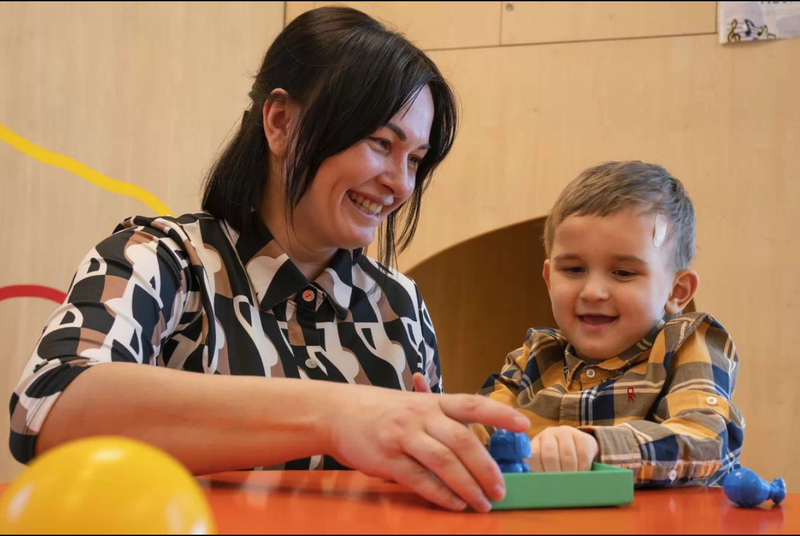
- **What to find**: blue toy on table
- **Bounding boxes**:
[488,429,531,473]
[723,467,786,508]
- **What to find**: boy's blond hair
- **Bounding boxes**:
[543,161,696,271]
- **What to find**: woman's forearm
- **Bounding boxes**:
[36,362,338,474]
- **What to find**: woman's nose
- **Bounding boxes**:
[378,156,415,201]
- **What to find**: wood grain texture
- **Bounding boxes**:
[0,1,285,483]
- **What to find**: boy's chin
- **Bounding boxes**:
[571,339,625,361]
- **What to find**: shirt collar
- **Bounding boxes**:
[227,213,358,318]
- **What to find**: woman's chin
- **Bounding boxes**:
[337,230,376,251]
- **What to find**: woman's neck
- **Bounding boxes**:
[260,207,336,282]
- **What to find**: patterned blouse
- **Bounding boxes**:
[10,212,441,469]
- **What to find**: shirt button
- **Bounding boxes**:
[669,469,678,481]
[302,289,315,302]
[305,359,318,369]
[706,396,718,406]
[585,369,596,379]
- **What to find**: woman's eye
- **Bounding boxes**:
[371,138,390,151]
[409,156,422,168]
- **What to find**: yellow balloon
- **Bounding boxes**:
[0,436,216,534]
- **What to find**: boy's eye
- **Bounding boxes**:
[613,270,637,278]
[561,266,585,275]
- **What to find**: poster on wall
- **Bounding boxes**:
[719,1,800,43]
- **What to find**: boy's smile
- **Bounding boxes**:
[543,207,682,360]
[577,314,618,331]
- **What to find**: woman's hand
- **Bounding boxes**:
[412,371,433,394]
[324,377,530,513]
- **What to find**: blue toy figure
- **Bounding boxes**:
[489,429,531,473]
[723,467,786,508]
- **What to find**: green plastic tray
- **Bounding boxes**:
[491,463,634,510]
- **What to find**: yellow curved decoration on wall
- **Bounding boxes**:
[0,122,173,216]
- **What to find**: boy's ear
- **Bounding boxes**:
[542,259,552,291]
[665,269,699,315]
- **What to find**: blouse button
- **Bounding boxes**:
[585,368,596,379]
[302,289,315,302]
[305,359,318,369]
[706,396,718,406]
[669,469,678,481]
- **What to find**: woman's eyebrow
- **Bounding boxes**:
[387,122,407,141]
[387,122,430,150]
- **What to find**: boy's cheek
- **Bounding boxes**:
[548,290,572,313]
[547,278,574,297]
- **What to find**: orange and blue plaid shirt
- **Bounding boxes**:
[472,312,744,487]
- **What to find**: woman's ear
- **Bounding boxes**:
[665,269,699,315]
[262,89,298,158]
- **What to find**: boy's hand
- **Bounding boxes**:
[530,426,599,472]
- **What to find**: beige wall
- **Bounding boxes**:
[290,2,798,490]
[0,2,285,483]
[2,1,797,493]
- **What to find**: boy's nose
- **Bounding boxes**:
[580,275,610,302]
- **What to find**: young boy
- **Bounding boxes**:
[472,161,744,487]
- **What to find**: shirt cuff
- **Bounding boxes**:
[580,424,643,471]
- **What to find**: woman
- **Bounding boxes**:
[9,7,527,513]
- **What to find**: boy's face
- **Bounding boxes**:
[543,207,681,360]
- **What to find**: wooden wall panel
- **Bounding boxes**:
[285,1,315,25]
[286,1,502,50]
[502,1,716,45]
[406,35,800,271]
[401,34,800,490]
[408,218,555,396]
[0,1,285,483]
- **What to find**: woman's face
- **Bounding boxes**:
[290,85,435,253]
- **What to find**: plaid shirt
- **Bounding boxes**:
[472,312,744,487]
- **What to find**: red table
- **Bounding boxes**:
[192,471,795,534]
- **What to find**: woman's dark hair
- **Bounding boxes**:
[202,6,458,269]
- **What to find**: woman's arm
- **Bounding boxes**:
[38,363,529,512]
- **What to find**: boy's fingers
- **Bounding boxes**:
[576,434,599,472]
[539,433,561,472]
[529,436,544,472]
[557,433,578,472]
